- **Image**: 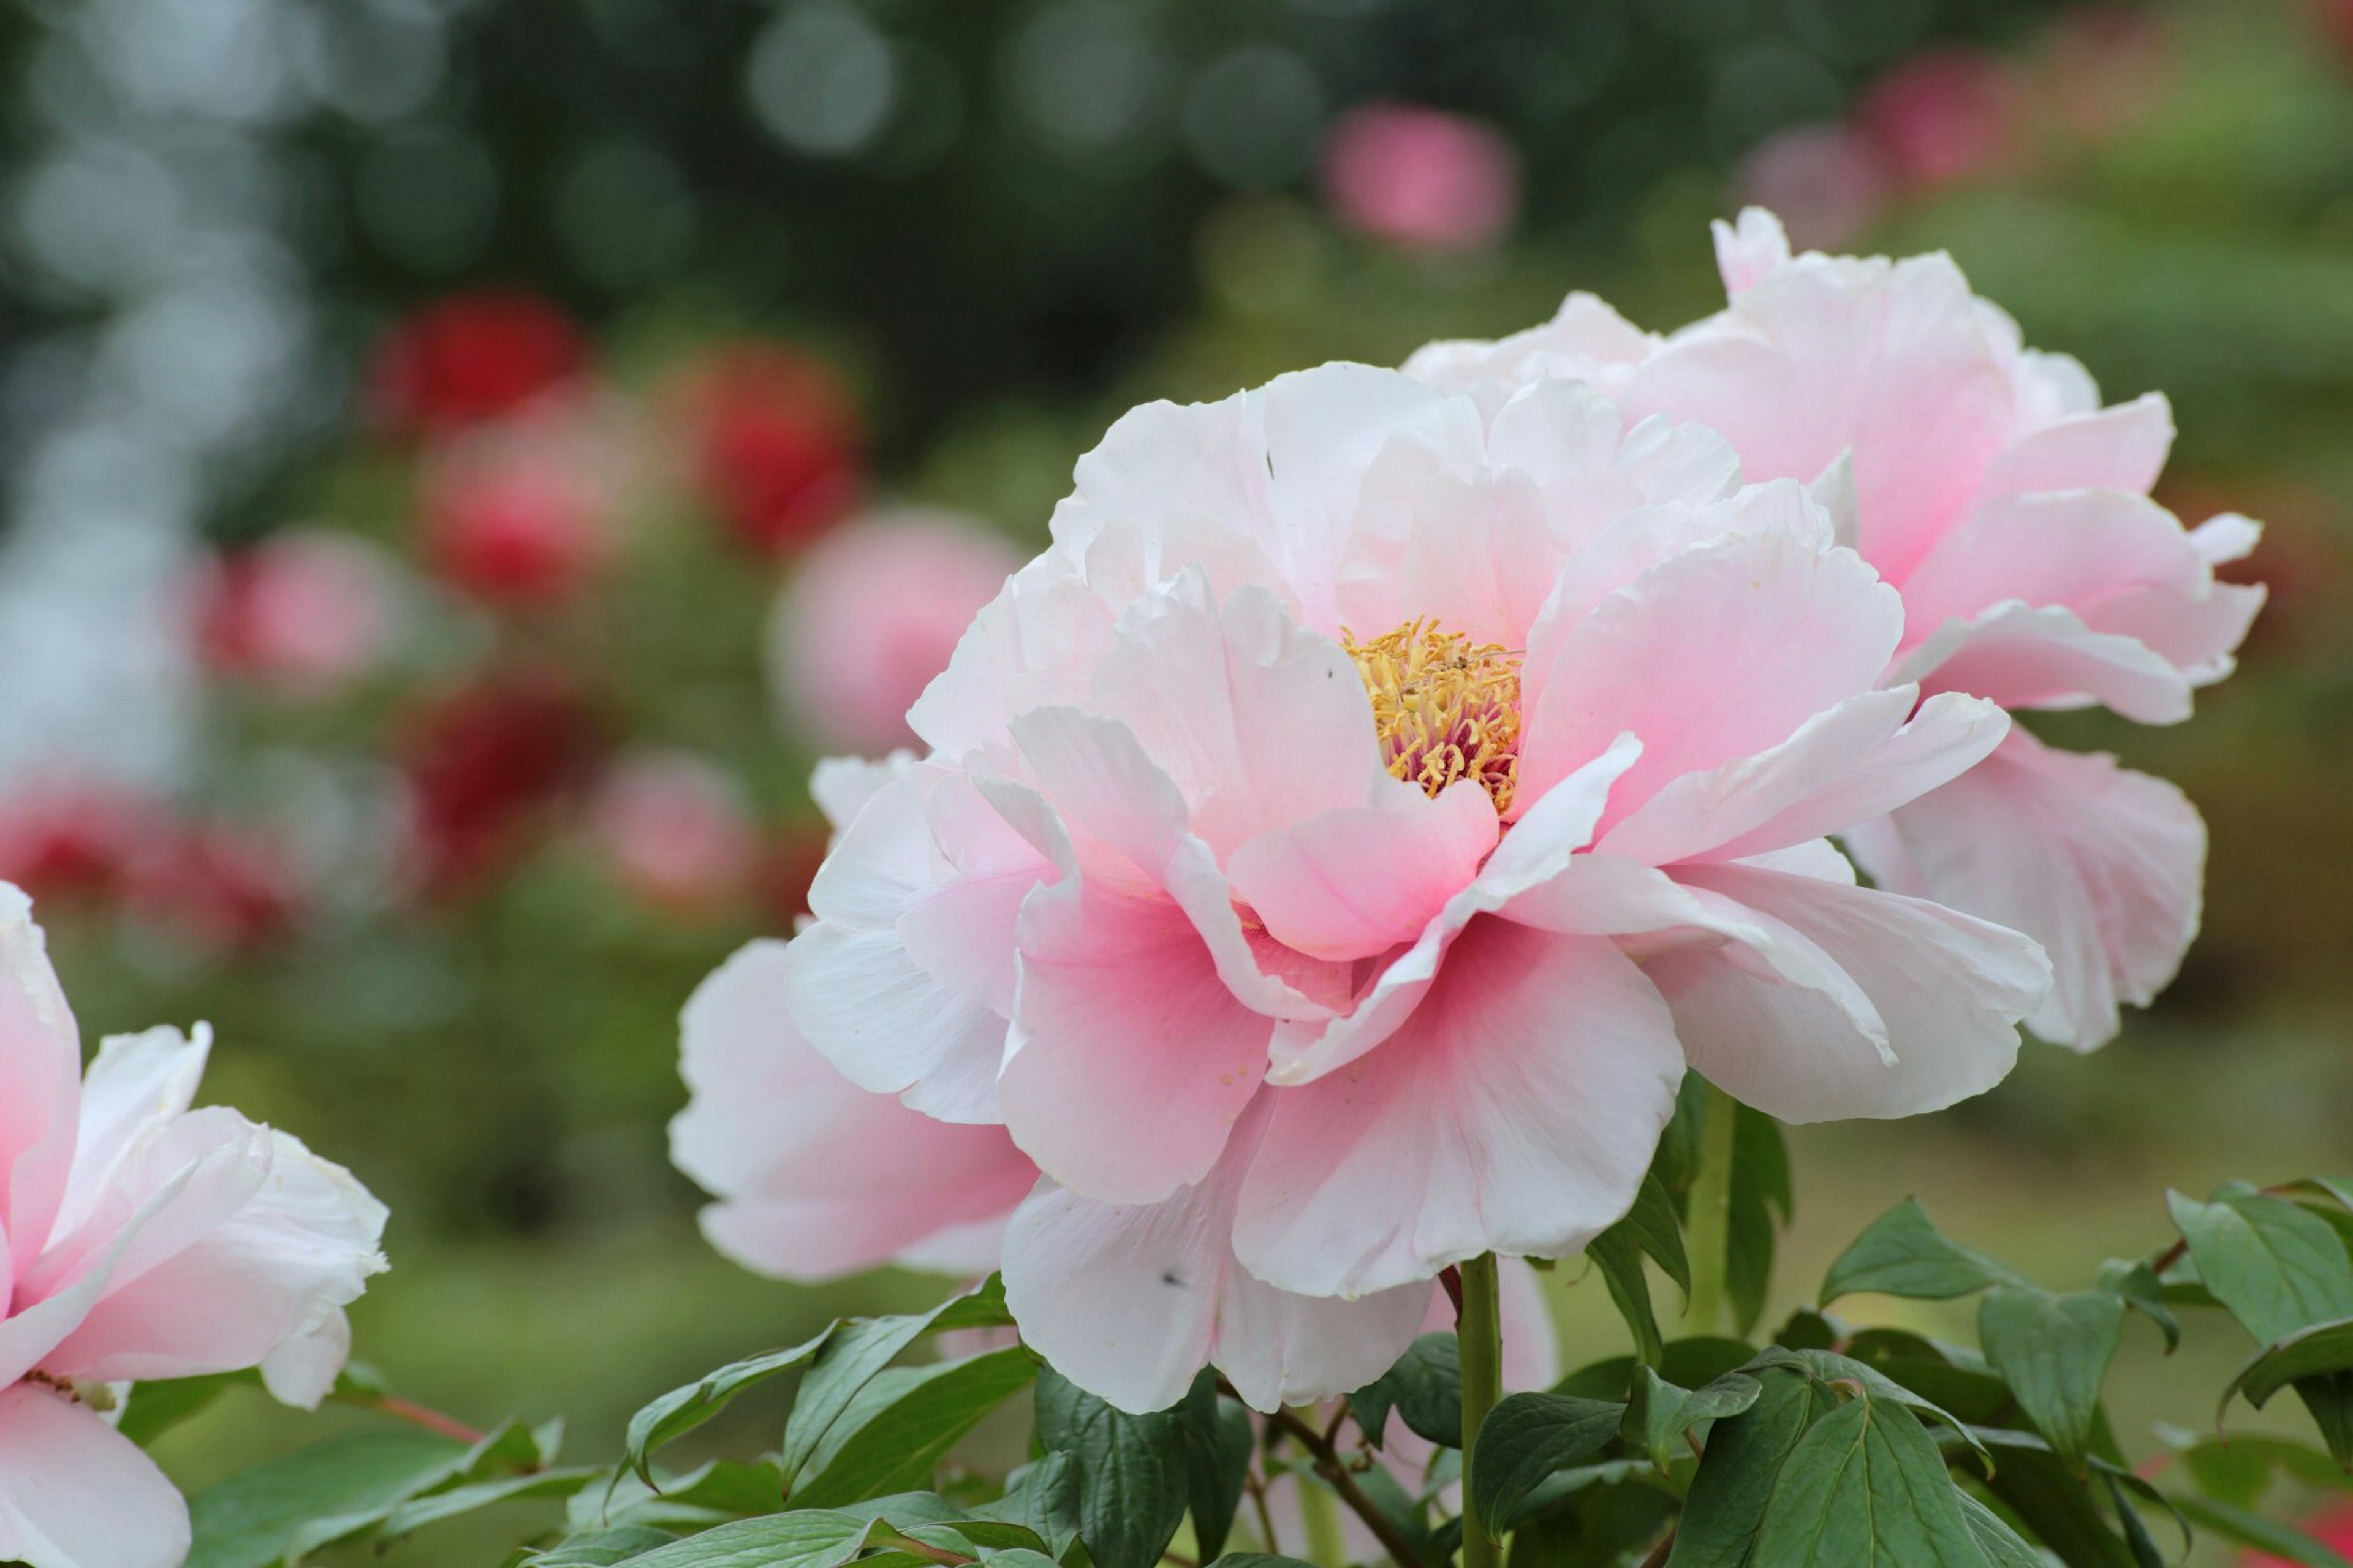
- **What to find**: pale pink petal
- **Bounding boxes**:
[1843,728,2202,1051]
[1003,1096,1433,1414]
[1713,207,1794,296]
[0,1384,189,1568]
[1896,600,2191,723]
[809,754,913,834]
[675,941,1034,1281]
[1265,733,1642,1086]
[1518,529,1901,828]
[1403,292,1659,398]
[50,1026,210,1243]
[0,887,80,1276]
[1235,921,1684,1298]
[1227,782,1498,962]
[1974,393,2172,501]
[1646,862,2047,1122]
[786,922,1011,1124]
[1001,876,1271,1206]
[1594,688,2009,866]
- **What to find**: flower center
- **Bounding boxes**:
[1344,618,1523,812]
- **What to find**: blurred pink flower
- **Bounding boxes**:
[589,751,762,918]
[1734,124,1892,252]
[368,289,588,441]
[673,344,865,558]
[1411,208,2264,1050]
[195,531,398,698]
[2244,1501,2353,1565]
[754,364,2047,1411]
[0,886,387,1568]
[1855,47,2025,190]
[1321,104,1520,254]
[767,507,1019,755]
[420,438,612,610]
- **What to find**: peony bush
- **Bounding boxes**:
[35,214,2353,1568]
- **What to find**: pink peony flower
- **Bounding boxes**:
[368,290,588,441]
[700,363,2050,1411]
[194,531,398,699]
[0,885,387,1568]
[1320,104,1521,256]
[589,751,762,918]
[1408,208,2263,1050]
[768,509,1021,756]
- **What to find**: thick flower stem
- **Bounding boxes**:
[1457,1251,1505,1568]
[1684,1079,1740,1338]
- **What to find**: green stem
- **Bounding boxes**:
[1298,1472,1346,1568]
[1458,1252,1505,1568]
[1684,1080,1740,1338]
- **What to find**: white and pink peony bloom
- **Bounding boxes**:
[686,360,2055,1412]
[1409,208,2262,1048]
[0,886,387,1568]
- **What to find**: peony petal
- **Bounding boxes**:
[1594,688,2009,867]
[1895,599,2191,723]
[0,1384,189,1568]
[1647,861,2047,1122]
[1001,876,1272,1206]
[1002,1095,1433,1415]
[1227,782,1498,963]
[1235,920,1684,1298]
[0,886,80,1279]
[1974,393,2173,502]
[50,1026,211,1245]
[1842,727,2203,1051]
[1518,528,1901,829]
[786,922,1011,1124]
[675,941,1035,1281]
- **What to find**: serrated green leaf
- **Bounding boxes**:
[1033,1364,1190,1568]
[1621,1366,1763,1472]
[1349,1332,1463,1447]
[2169,1488,2353,1567]
[1179,1371,1252,1561]
[185,1429,469,1568]
[781,1278,1011,1482]
[1749,1394,1987,1567]
[621,1329,835,1486]
[1821,1198,2022,1306]
[1978,1285,2123,1474]
[1467,1390,1627,1534]
[791,1346,1038,1508]
[2167,1188,2353,1346]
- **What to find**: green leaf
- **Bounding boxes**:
[969,1453,1082,1556]
[1749,1394,1988,1566]
[572,1460,784,1531]
[1556,1338,1759,1404]
[1772,1310,1839,1353]
[2225,1314,2353,1411]
[518,1526,680,1566]
[781,1276,1012,1482]
[1590,1225,1666,1368]
[1727,1104,1792,1337]
[1781,1349,1990,1468]
[621,1328,835,1485]
[1820,1198,2021,1306]
[618,1510,879,1568]
[2169,1488,2353,1567]
[1206,1557,1322,1568]
[1613,1170,1693,1299]
[2167,1188,2353,1346]
[1179,1371,1253,1561]
[186,1429,469,1568]
[1964,1428,2139,1568]
[384,1468,604,1539]
[1621,1366,1764,1472]
[1837,1332,2014,1426]
[1665,1363,1835,1568]
[791,1346,1039,1508]
[1467,1390,1627,1535]
[2297,1373,2353,1468]
[1957,1493,2045,1568]
[1033,1364,1190,1568]
[117,1371,258,1447]
[1349,1332,1463,1448]
[2097,1259,2180,1354]
[1977,1285,2124,1473]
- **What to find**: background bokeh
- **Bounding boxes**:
[2,0,2349,1558]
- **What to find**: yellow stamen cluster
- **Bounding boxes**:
[1343,618,1523,812]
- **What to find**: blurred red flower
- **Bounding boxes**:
[422,445,610,609]
[369,290,588,440]
[1856,47,2025,190]
[399,671,604,897]
[196,530,397,697]
[0,782,164,903]
[121,823,303,955]
[675,344,863,557]
[1320,103,1521,255]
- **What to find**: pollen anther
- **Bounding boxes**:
[1343,618,1523,812]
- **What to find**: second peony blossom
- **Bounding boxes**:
[682,343,2065,1412]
